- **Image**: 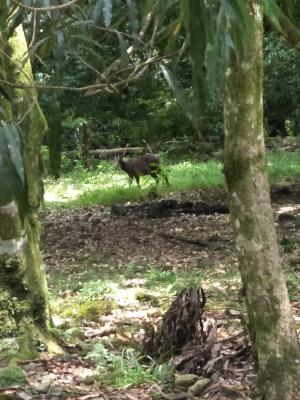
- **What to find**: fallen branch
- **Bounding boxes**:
[89,147,145,156]
[156,230,208,247]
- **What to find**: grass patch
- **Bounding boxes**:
[44,151,300,208]
[267,151,300,184]
[86,342,173,387]
[0,366,26,387]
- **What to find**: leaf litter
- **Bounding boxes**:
[2,186,299,399]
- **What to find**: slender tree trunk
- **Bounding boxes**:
[0,25,60,365]
[80,124,91,169]
[223,3,300,399]
[47,94,63,179]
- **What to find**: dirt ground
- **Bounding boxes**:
[4,185,299,400]
[40,185,300,275]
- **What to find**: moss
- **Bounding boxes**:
[135,291,160,306]
[67,327,85,341]
[0,366,26,387]
[78,300,116,321]
[0,213,22,240]
[0,311,16,337]
[256,343,300,399]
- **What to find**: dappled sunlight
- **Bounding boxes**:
[44,153,300,207]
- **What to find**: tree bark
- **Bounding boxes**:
[223,3,300,399]
[0,25,60,365]
[47,93,63,179]
[80,124,91,169]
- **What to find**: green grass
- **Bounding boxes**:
[44,151,300,208]
[86,342,173,387]
[267,151,300,184]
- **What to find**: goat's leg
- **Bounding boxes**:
[150,173,159,185]
[135,176,141,188]
[163,174,170,186]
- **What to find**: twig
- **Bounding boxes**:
[13,0,78,12]
[28,10,37,49]
[126,394,139,400]
[156,230,208,247]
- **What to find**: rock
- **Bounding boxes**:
[52,315,68,328]
[199,259,214,268]
[188,378,210,396]
[174,373,199,388]
[67,327,85,340]
[47,384,63,397]
[220,383,245,397]
[16,391,33,400]
[164,392,189,400]
[294,216,300,228]
[225,308,242,318]
[35,376,53,393]
[278,212,296,222]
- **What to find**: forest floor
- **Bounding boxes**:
[4,184,300,400]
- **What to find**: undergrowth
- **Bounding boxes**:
[44,151,300,208]
[86,342,173,387]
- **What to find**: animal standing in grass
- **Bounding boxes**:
[118,151,169,187]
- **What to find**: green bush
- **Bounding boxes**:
[0,366,26,387]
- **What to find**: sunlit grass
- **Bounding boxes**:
[44,151,300,208]
[267,151,300,183]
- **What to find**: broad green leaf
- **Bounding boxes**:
[127,0,139,35]
[54,29,65,76]
[263,0,280,29]
[93,0,103,25]
[70,33,104,52]
[188,0,208,114]
[220,0,254,63]
[28,37,50,57]
[206,8,228,102]
[160,63,193,122]
[0,122,25,207]
[220,0,252,33]
[156,0,173,26]
[103,0,112,27]
[7,6,24,37]
[116,31,129,66]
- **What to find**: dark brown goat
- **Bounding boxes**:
[118,153,169,187]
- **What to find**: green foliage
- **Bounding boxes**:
[78,299,116,321]
[145,268,179,289]
[44,151,300,208]
[264,32,300,136]
[285,271,300,301]
[79,280,116,300]
[86,342,173,387]
[0,366,26,387]
[267,151,300,183]
[0,123,25,207]
[144,267,205,295]
[280,237,295,253]
[160,64,193,122]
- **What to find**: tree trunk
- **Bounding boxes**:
[47,94,63,179]
[223,3,300,399]
[0,25,60,365]
[80,124,91,169]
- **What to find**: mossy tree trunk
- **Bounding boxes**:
[223,2,300,399]
[0,25,60,364]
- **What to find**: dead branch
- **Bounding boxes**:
[156,230,208,247]
[13,0,79,12]
[89,146,145,156]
